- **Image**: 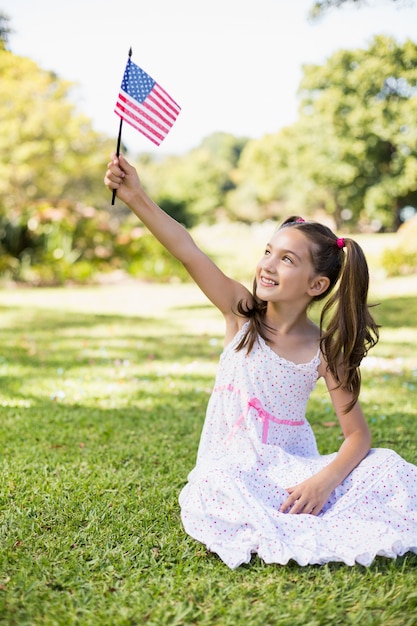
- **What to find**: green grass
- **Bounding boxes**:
[0,274,416,625]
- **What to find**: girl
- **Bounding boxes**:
[104,154,417,569]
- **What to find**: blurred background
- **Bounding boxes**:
[1,0,416,286]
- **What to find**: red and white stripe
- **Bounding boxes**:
[115,83,181,146]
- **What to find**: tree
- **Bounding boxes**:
[236,36,417,230]
[296,36,417,229]
[138,132,249,226]
[231,118,341,224]
[309,0,413,19]
[0,12,12,50]
[0,50,114,214]
[0,49,115,271]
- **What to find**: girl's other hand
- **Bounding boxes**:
[280,474,334,516]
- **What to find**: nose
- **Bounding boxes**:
[261,255,276,273]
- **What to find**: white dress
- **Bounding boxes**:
[179,323,417,569]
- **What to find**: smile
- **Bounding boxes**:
[260,276,278,286]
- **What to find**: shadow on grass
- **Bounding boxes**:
[0,293,416,626]
[0,305,222,369]
[245,551,417,573]
[0,305,171,332]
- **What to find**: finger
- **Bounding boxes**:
[279,493,297,513]
[281,495,305,514]
[288,499,309,515]
[118,153,129,168]
[308,504,323,516]
[109,164,125,179]
[104,173,120,189]
[279,501,289,513]
[105,154,125,175]
[106,165,125,182]
[118,154,138,178]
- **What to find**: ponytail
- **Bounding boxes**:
[320,238,379,412]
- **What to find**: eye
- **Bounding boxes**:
[264,249,271,256]
[282,255,293,264]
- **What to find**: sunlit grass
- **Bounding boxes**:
[0,233,416,625]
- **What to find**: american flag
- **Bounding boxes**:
[114,58,181,146]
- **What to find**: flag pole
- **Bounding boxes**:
[111,47,132,206]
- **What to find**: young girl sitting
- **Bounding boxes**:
[104,153,417,570]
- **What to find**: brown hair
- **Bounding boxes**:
[236,216,379,412]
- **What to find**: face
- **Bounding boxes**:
[255,227,318,304]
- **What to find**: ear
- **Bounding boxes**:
[307,275,330,297]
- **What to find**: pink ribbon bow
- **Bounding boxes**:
[227,396,305,444]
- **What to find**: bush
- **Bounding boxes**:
[0,201,190,285]
[381,216,417,277]
[114,230,189,282]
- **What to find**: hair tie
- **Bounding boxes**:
[336,237,345,249]
[296,217,305,223]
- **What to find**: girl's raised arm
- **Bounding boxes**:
[104,154,251,322]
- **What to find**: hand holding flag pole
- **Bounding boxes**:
[111,49,181,205]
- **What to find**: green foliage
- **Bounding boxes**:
[235,36,417,230]
[0,11,12,50]
[114,229,189,282]
[145,36,417,231]
[138,133,248,225]
[0,202,189,286]
[0,43,198,286]
[297,36,417,229]
[0,49,114,214]
[230,123,327,223]
[2,33,417,286]
[0,281,415,625]
[309,0,406,19]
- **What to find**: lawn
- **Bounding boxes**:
[0,255,416,624]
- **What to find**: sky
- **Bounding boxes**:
[2,0,417,155]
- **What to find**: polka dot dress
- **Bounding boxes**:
[179,323,417,569]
